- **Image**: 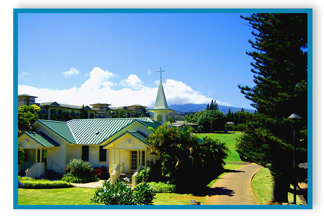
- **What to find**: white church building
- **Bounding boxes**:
[18,74,175,180]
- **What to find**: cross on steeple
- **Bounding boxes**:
[157,67,165,82]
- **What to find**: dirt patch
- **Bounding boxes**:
[174,195,204,201]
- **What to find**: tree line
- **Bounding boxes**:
[184,99,254,132]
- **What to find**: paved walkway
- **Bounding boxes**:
[205,163,263,205]
[71,180,105,188]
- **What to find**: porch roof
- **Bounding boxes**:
[24,131,60,148]
[103,130,149,148]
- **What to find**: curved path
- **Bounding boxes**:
[205,163,263,205]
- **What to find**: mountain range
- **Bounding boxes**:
[168,103,255,114]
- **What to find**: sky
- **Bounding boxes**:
[17,11,256,109]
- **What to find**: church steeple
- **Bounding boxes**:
[148,67,174,124]
[154,80,169,109]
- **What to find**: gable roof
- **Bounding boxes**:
[36,119,76,143]
[24,131,60,147]
[103,130,149,148]
[34,118,160,145]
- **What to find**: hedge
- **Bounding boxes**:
[19,179,72,189]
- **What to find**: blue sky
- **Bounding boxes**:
[18,11,256,109]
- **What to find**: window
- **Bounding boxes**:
[131,151,146,171]
[82,146,89,161]
[157,115,162,122]
[141,151,145,166]
[99,146,107,162]
[37,149,40,163]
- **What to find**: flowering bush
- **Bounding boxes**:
[94,166,110,179]
[91,179,155,205]
[62,159,98,183]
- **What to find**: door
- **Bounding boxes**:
[130,150,146,172]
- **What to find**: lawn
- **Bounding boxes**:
[18,187,204,205]
[251,167,304,205]
[154,193,205,205]
[18,132,244,206]
[18,187,99,205]
[196,132,243,163]
[251,167,273,204]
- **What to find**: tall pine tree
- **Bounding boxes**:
[237,13,308,203]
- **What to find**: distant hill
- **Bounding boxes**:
[168,103,255,114]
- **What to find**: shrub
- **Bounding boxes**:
[136,168,149,184]
[91,179,156,205]
[61,173,98,183]
[63,159,98,183]
[133,182,155,205]
[94,166,110,179]
[142,182,176,193]
[18,176,35,181]
[18,177,72,189]
[18,146,25,164]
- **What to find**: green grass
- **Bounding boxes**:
[153,193,205,205]
[251,168,273,205]
[18,187,205,205]
[196,132,245,188]
[196,132,243,163]
[288,185,304,205]
[18,187,99,205]
[251,168,304,205]
[18,132,245,206]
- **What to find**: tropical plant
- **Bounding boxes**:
[18,104,40,134]
[91,179,156,205]
[146,123,229,192]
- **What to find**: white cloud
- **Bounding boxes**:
[147,69,152,76]
[62,67,80,77]
[18,72,30,79]
[120,74,144,90]
[18,67,229,108]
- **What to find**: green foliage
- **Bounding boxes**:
[70,110,76,119]
[62,110,70,121]
[80,105,89,119]
[142,182,176,193]
[63,159,98,183]
[91,179,156,205]
[18,142,25,164]
[136,168,150,184]
[146,123,229,192]
[196,110,226,132]
[94,166,110,179]
[237,13,308,203]
[18,104,40,133]
[132,182,156,205]
[18,177,72,189]
[206,99,219,111]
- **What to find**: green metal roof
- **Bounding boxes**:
[67,117,160,144]
[34,118,160,145]
[24,131,60,147]
[36,119,76,143]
